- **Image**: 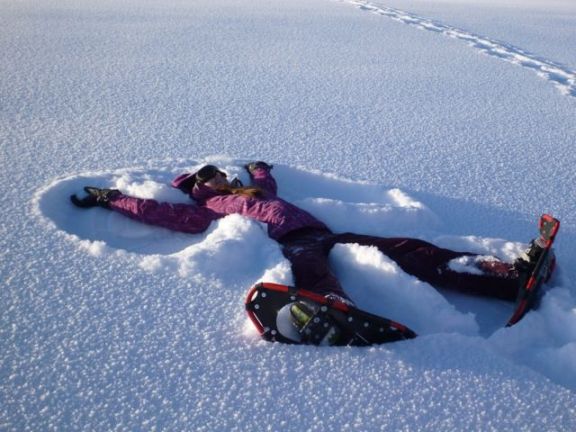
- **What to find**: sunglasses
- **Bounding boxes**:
[196,165,227,184]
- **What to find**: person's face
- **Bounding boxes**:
[204,171,229,188]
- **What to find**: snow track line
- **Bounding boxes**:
[346,0,576,98]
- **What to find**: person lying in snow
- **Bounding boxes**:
[71,162,544,306]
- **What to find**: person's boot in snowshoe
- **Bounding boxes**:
[290,301,315,329]
[509,238,556,311]
[70,187,120,209]
[513,237,558,283]
[289,301,341,346]
[514,238,545,271]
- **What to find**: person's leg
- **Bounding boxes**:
[280,231,353,303]
[334,233,519,301]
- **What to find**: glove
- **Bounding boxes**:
[70,187,120,209]
[244,161,273,174]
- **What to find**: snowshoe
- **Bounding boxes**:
[245,282,416,346]
[506,214,560,326]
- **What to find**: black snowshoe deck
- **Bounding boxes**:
[245,282,416,346]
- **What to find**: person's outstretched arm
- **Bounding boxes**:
[70,187,219,234]
[245,162,277,196]
[109,195,220,234]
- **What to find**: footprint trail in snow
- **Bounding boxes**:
[347,0,576,98]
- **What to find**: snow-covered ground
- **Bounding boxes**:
[2,0,576,430]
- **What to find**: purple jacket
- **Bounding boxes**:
[109,168,328,240]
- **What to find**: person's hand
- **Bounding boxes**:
[244,161,273,174]
[70,187,120,209]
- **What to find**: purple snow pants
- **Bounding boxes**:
[279,228,519,303]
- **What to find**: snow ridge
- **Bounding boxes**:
[347,0,576,97]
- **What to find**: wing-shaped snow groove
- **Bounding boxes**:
[347,0,576,98]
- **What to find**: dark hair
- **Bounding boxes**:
[196,165,226,184]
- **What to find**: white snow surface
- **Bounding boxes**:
[2,0,576,430]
